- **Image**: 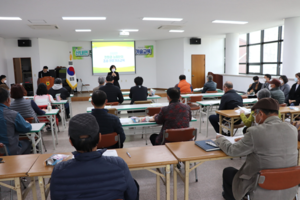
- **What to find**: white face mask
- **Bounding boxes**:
[4,80,6,83]
[112,69,115,72]
[279,79,283,84]
[254,113,262,126]
[269,85,272,90]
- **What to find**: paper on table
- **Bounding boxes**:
[102,150,118,157]
[120,118,131,124]
[289,106,300,111]
[235,107,251,114]
[217,133,244,144]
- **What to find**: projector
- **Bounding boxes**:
[119,31,129,37]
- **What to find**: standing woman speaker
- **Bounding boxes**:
[107,65,120,88]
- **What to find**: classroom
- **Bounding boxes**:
[0,1,300,200]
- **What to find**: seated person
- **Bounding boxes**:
[34,83,56,106]
[0,75,7,86]
[129,76,148,104]
[269,79,285,104]
[93,76,105,92]
[288,72,300,106]
[247,76,262,95]
[240,88,281,133]
[10,84,45,123]
[49,78,70,118]
[0,88,32,155]
[209,81,243,135]
[0,84,9,91]
[91,90,126,148]
[279,75,290,103]
[202,75,216,93]
[50,113,139,200]
[175,75,193,94]
[262,74,271,89]
[99,75,124,104]
[149,87,191,145]
[216,98,298,200]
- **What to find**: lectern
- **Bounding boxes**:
[38,76,54,90]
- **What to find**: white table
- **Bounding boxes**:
[38,109,59,149]
[90,91,130,96]
[88,95,161,103]
[181,93,243,104]
[196,98,258,137]
[193,88,223,93]
[52,100,68,130]
[25,123,45,154]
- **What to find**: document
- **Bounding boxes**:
[217,134,244,144]
[103,150,118,157]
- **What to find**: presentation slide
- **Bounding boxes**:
[92,41,136,75]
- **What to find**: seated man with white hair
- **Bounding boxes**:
[93,76,105,92]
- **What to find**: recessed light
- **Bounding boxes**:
[143,17,182,21]
[0,17,22,20]
[75,29,91,32]
[212,20,248,24]
[169,30,184,33]
[63,17,106,20]
[121,29,139,32]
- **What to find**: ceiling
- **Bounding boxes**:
[0,0,299,42]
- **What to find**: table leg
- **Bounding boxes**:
[173,164,177,200]
[49,115,56,149]
[60,104,66,130]
[230,118,234,137]
[54,115,58,144]
[206,106,209,137]
[38,131,43,154]
[38,176,46,200]
[282,113,286,122]
[184,161,190,200]
[156,172,160,200]
[219,115,223,135]
[291,114,294,123]
[166,165,170,200]
[31,177,38,200]
[14,178,22,200]
[28,133,37,154]
[69,97,73,118]
[199,105,202,133]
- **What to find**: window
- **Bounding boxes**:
[239,26,283,75]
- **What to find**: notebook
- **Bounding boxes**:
[195,140,220,152]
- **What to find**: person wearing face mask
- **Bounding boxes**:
[0,75,7,86]
[279,75,290,103]
[107,65,120,89]
[261,74,271,90]
[247,76,262,95]
[269,78,285,104]
[216,98,298,200]
[288,73,300,106]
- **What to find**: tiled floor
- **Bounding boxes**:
[0,98,253,200]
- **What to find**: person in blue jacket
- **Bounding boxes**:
[0,88,32,155]
[50,113,139,200]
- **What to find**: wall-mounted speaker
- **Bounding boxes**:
[190,38,201,45]
[18,40,32,47]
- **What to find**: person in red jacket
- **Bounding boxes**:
[175,75,193,94]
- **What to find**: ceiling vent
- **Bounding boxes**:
[158,25,183,30]
[28,25,58,30]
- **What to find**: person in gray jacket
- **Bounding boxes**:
[202,75,217,93]
[262,74,271,90]
[279,75,290,103]
[269,79,285,104]
[216,98,298,200]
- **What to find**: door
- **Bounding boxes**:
[13,58,23,83]
[191,55,205,88]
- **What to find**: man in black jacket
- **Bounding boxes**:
[99,75,124,104]
[129,76,148,104]
[209,81,243,135]
[91,90,126,148]
[247,76,262,95]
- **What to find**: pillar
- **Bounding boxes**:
[225,33,239,75]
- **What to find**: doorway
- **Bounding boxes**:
[191,55,205,88]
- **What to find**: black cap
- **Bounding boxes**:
[251,98,279,111]
[69,114,99,140]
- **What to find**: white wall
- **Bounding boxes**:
[0,37,7,77]
[183,37,225,83]
[68,41,157,91]
[156,38,184,88]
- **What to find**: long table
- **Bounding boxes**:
[88,95,162,103]
[197,98,258,137]
[181,93,243,104]
[90,91,130,96]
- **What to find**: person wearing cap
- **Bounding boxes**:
[216,98,298,200]
[93,76,105,92]
[50,113,139,200]
[99,75,124,104]
[49,78,70,118]
[129,76,148,104]
[38,66,51,78]
[209,81,243,135]
[91,90,126,148]
[262,74,271,90]
[269,78,285,104]
[0,75,7,86]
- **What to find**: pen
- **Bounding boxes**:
[126,152,131,158]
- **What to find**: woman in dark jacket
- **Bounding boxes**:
[247,76,262,95]
[288,72,300,106]
[107,65,120,88]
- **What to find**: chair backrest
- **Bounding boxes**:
[257,166,300,190]
[106,102,119,106]
[0,143,8,156]
[107,108,118,116]
[241,95,248,99]
[279,103,287,107]
[162,127,197,144]
[24,117,35,123]
[134,100,152,104]
[206,91,217,93]
[146,107,162,116]
[190,96,203,102]
[97,132,120,149]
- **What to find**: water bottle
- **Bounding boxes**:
[47,103,52,111]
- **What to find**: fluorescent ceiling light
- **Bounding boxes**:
[143,17,182,21]
[63,17,106,20]
[120,31,129,36]
[212,20,248,24]
[169,30,184,33]
[121,29,138,32]
[75,29,91,32]
[0,17,22,20]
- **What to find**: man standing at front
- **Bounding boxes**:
[216,98,298,200]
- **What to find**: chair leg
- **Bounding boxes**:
[247,194,250,200]
[194,162,198,182]
[10,180,13,200]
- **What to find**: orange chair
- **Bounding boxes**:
[146,107,162,116]
[206,91,217,93]
[245,166,300,199]
[0,143,8,156]
[241,95,248,99]
[188,96,202,116]
[107,108,118,116]
[280,103,287,107]
[24,117,34,123]
[134,100,152,104]
[97,132,120,149]
[106,102,119,106]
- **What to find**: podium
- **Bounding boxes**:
[38,76,54,90]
